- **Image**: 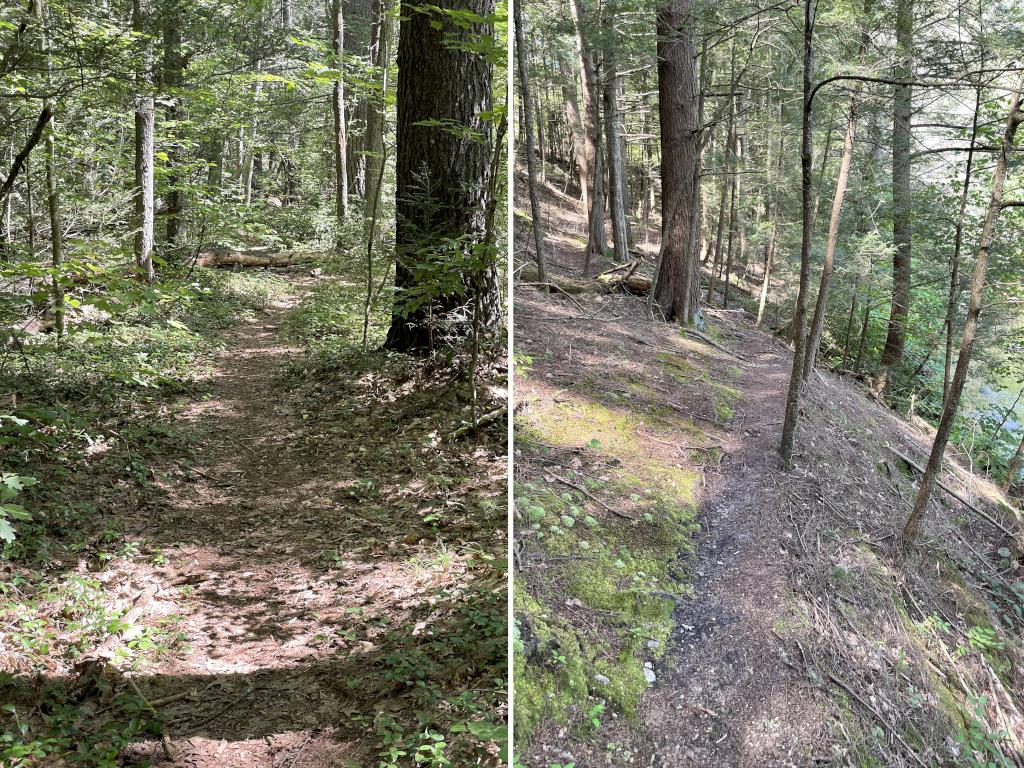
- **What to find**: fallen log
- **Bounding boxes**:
[886,446,1017,539]
[196,248,321,269]
[596,271,651,294]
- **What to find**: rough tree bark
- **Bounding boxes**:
[652,0,701,324]
[363,0,390,229]
[902,76,1023,546]
[557,54,586,202]
[331,0,349,241]
[384,0,497,351]
[602,3,629,264]
[36,0,63,334]
[804,90,860,378]
[943,82,982,410]
[163,1,184,245]
[569,0,606,271]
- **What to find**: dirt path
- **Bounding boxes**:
[642,320,822,767]
[103,276,361,766]
[99,272,506,767]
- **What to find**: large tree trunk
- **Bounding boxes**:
[903,76,1022,546]
[331,0,348,243]
[384,0,496,351]
[514,0,547,282]
[133,0,155,284]
[804,94,859,378]
[875,0,913,392]
[602,8,629,265]
[557,54,586,203]
[652,0,700,324]
[779,0,815,470]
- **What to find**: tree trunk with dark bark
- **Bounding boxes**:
[875,0,913,393]
[779,0,815,470]
[652,0,701,324]
[331,0,349,243]
[384,0,497,351]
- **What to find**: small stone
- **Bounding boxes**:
[647,639,661,650]
[594,674,611,685]
[644,668,657,684]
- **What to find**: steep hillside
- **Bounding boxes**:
[513,167,1024,767]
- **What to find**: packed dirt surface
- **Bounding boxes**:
[3,270,507,767]
[514,167,1024,767]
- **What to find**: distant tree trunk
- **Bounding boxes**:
[25,153,36,257]
[241,69,263,206]
[903,76,1022,546]
[875,0,913,393]
[514,0,547,281]
[133,0,155,284]
[363,0,390,225]
[331,0,348,244]
[804,93,859,378]
[569,0,606,271]
[535,93,546,184]
[602,7,629,265]
[37,0,64,333]
[722,159,737,308]
[163,2,184,246]
[840,277,860,368]
[384,0,496,351]
[707,59,735,305]
[779,0,815,470]
[943,83,982,410]
[282,0,292,29]
[557,54,586,203]
[756,103,784,328]
[652,0,700,324]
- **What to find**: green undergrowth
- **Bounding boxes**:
[513,389,703,749]
[282,272,391,364]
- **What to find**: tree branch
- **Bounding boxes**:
[0,103,52,206]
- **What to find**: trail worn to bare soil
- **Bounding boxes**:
[72,273,507,767]
[514,169,1024,767]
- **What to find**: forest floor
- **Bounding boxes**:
[1,264,507,767]
[513,167,1024,767]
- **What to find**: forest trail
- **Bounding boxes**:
[64,269,509,767]
[515,282,822,766]
[641,319,821,765]
[110,273,370,766]
[515,170,1024,767]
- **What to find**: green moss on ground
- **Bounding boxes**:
[514,387,704,749]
